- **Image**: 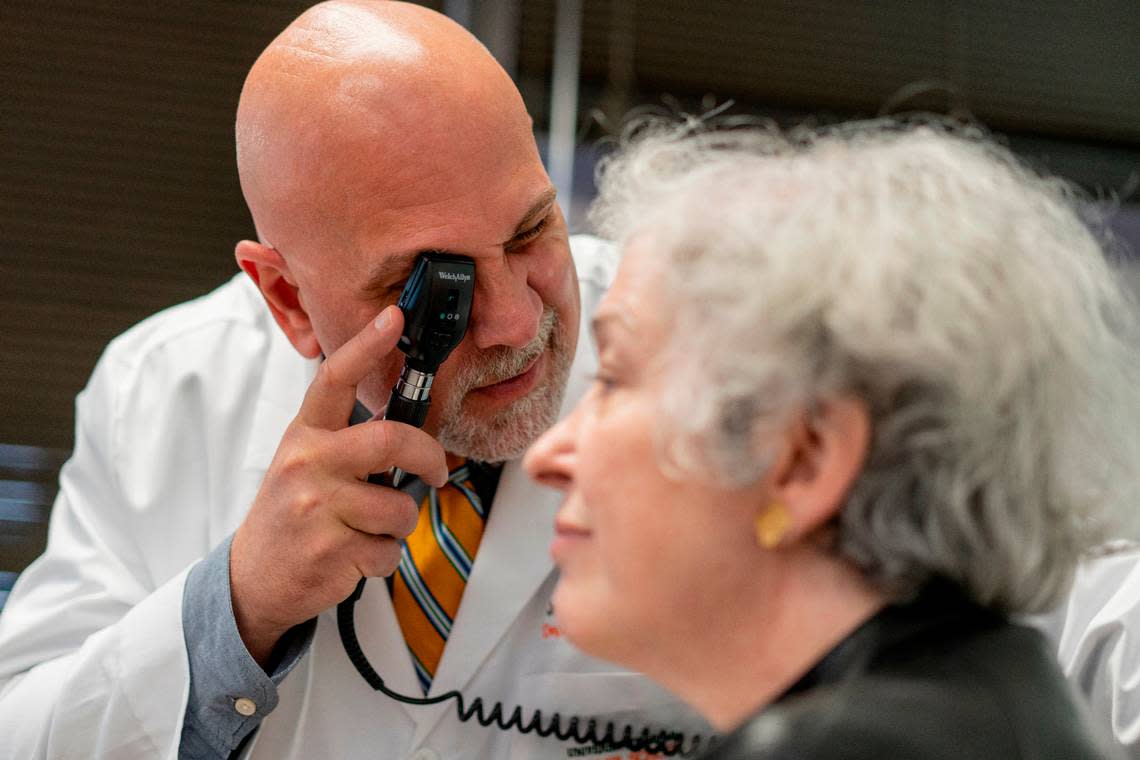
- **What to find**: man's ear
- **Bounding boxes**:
[765,396,871,544]
[234,240,322,358]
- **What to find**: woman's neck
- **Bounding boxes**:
[653,551,888,732]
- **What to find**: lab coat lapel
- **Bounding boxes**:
[413,304,600,726]
[410,460,560,744]
[347,576,422,716]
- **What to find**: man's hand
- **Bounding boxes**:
[229,306,448,666]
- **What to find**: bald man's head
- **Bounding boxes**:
[232,1,580,463]
[236,0,530,257]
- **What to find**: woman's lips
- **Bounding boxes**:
[551,516,591,563]
[471,352,544,401]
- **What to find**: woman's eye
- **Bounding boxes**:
[592,372,617,395]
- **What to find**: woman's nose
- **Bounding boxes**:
[523,411,578,491]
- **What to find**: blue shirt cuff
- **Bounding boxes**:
[179,533,316,759]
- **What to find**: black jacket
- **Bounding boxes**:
[701,581,1121,760]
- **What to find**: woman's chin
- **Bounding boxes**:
[551,584,637,666]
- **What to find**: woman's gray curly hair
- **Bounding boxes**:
[589,118,1140,613]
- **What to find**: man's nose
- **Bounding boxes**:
[466,258,543,350]
[523,411,578,492]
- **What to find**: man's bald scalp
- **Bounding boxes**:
[235,0,519,256]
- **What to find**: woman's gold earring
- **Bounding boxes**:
[755,503,791,549]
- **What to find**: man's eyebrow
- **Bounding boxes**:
[360,250,427,297]
[507,186,558,241]
[360,187,556,298]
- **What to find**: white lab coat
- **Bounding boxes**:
[0,236,710,759]
[1032,545,1140,758]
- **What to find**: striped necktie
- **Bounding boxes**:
[391,462,487,692]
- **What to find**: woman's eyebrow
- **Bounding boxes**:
[591,308,634,349]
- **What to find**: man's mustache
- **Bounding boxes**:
[454,308,557,390]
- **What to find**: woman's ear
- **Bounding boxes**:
[762,396,871,546]
[235,240,322,358]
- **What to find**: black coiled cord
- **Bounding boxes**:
[336,578,710,757]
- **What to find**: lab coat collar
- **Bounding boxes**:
[239,277,318,475]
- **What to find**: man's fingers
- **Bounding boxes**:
[299,305,404,429]
[333,420,449,488]
[335,482,420,539]
[350,533,406,579]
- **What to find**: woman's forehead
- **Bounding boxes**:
[594,248,668,350]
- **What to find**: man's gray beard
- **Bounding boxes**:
[436,307,572,463]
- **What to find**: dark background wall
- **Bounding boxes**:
[3,1,371,450]
[519,1,1140,145]
[515,0,1140,240]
